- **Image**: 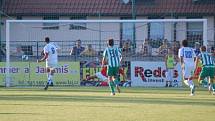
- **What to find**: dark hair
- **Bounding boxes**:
[45,37,50,43]
[181,39,188,47]
[76,39,81,43]
[211,46,214,51]
[200,46,206,52]
[108,39,114,46]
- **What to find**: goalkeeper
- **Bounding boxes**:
[86,66,126,93]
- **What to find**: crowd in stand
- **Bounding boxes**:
[67,39,180,58]
[1,39,215,62]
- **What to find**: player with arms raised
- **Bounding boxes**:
[178,39,196,96]
[37,37,59,90]
[102,39,122,95]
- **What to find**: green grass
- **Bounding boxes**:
[0,87,215,121]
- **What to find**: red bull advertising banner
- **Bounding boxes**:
[131,61,182,87]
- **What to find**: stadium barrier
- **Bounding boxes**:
[0,62,80,86]
[131,61,182,87]
[0,40,205,87]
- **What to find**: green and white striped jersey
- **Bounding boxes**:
[199,52,214,66]
[103,47,122,67]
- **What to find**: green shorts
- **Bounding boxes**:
[107,66,119,77]
[199,66,215,79]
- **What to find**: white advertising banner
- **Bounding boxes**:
[131,61,182,87]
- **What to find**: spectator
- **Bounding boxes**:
[172,41,180,55]
[70,39,85,56]
[211,46,215,63]
[11,46,27,60]
[157,39,168,56]
[0,44,6,61]
[172,41,180,61]
[80,44,97,56]
[122,41,133,56]
[193,42,200,56]
[211,46,215,55]
[13,46,25,56]
[139,39,152,56]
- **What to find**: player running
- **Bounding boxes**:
[178,39,196,96]
[195,46,215,95]
[37,37,59,90]
[102,39,122,96]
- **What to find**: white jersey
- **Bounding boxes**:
[43,42,58,66]
[178,47,196,66]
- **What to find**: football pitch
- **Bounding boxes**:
[0,87,215,121]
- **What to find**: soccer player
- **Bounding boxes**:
[165,48,177,87]
[102,39,122,95]
[37,37,59,90]
[86,66,108,82]
[86,66,126,93]
[195,46,215,95]
[178,39,196,96]
[194,42,201,56]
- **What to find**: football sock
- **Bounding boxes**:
[48,80,52,85]
[188,80,195,94]
[188,80,194,89]
[108,81,115,93]
[114,78,120,86]
[48,73,52,80]
[212,84,215,92]
[47,73,53,85]
[208,84,212,91]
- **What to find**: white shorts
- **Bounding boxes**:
[166,69,174,81]
[46,62,57,70]
[95,72,107,81]
[183,65,195,79]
